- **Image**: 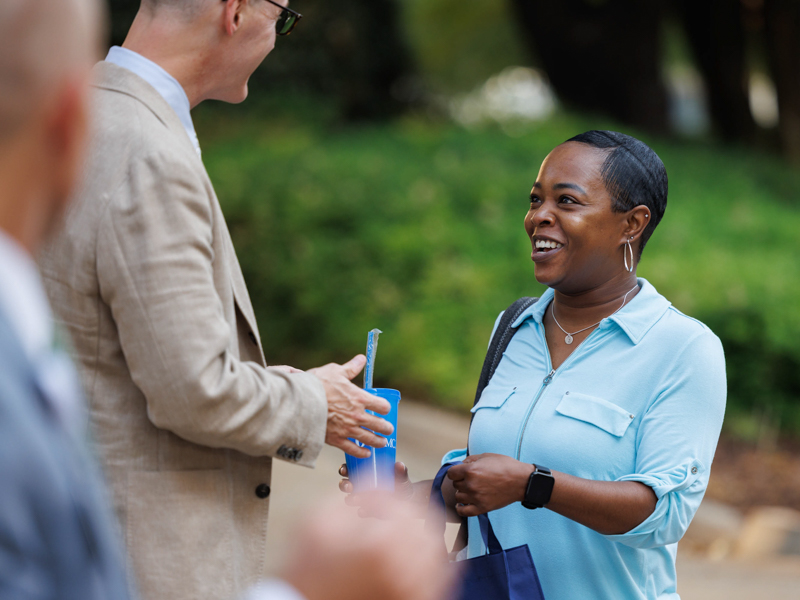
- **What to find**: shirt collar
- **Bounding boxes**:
[105,46,201,157]
[0,230,53,363]
[511,278,671,345]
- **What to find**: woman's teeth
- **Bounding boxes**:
[535,239,563,251]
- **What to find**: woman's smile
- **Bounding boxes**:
[531,235,565,262]
[523,142,631,291]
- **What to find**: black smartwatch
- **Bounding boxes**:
[521,464,555,510]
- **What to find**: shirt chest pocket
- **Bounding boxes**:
[555,392,635,437]
[471,387,517,413]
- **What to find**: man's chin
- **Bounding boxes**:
[213,84,249,105]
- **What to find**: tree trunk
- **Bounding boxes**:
[509,0,669,135]
[672,0,756,143]
[764,0,800,162]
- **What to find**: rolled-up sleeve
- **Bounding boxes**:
[605,329,726,548]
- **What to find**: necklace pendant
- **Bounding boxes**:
[564,334,573,345]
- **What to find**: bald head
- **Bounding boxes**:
[0,0,103,254]
[0,0,102,141]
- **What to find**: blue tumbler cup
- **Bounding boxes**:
[344,388,400,492]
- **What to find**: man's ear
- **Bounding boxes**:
[223,0,246,35]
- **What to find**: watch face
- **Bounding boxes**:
[524,468,555,509]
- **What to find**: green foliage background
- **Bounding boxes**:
[196,106,800,438]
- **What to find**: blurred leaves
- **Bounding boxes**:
[198,106,800,431]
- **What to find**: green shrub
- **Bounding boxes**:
[197,108,800,435]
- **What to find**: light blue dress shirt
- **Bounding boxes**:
[105,46,201,156]
[443,278,726,600]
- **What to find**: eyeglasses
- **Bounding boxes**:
[263,0,302,35]
[222,0,302,36]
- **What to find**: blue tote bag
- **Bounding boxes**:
[427,462,545,600]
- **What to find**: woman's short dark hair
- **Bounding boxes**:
[566,130,667,257]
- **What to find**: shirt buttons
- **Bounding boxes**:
[691,466,698,474]
[255,484,271,499]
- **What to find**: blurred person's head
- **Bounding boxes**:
[0,0,103,255]
[125,0,293,106]
[525,130,666,292]
[276,496,456,600]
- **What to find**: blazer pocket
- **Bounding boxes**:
[555,392,635,437]
[126,470,235,599]
[471,386,517,413]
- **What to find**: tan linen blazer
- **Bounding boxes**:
[39,62,328,600]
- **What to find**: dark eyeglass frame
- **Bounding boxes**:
[263,0,302,35]
[222,0,302,36]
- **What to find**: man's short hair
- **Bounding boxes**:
[141,0,209,18]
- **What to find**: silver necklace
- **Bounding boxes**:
[552,284,639,345]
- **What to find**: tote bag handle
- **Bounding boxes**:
[426,462,503,556]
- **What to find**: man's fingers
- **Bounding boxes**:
[339,479,353,494]
[336,439,371,458]
[340,354,367,380]
[350,428,388,449]
[358,412,393,436]
[361,392,391,416]
[339,464,348,477]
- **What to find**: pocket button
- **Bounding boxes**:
[691,466,698,474]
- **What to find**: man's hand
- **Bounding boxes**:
[309,355,393,458]
[447,453,533,517]
[281,498,455,600]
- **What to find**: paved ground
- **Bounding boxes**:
[264,400,800,599]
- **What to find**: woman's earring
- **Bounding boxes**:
[624,237,634,273]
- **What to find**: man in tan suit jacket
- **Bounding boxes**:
[38,1,393,599]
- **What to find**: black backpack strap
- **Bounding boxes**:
[452,296,539,554]
[472,296,539,409]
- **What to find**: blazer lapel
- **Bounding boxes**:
[92,62,200,166]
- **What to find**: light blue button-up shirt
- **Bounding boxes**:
[105,46,201,156]
[443,279,726,600]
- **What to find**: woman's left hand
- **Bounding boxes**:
[446,453,534,517]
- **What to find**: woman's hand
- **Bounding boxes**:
[447,453,533,517]
[338,462,429,519]
[338,462,415,499]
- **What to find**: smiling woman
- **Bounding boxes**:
[440,131,726,599]
[342,130,727,600]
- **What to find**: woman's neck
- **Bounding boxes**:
[551,275,640,328]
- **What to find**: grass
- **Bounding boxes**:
[195,104,800,437]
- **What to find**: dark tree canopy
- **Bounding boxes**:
[510,0,670,135]
[672,0,756,144]
[106,0,415,121]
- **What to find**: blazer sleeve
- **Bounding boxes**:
[95,150,328,466]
